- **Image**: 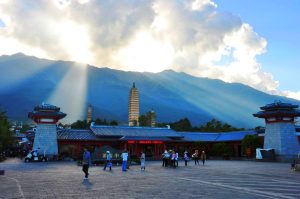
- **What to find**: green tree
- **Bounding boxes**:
[109,120,118,126]
[171,118,192,131]
[196,119,245,132]
[71,120,89,129]
[194,141,208,152]
[241,135,261,157]
[0,111,13,152]
[211,143,233,156]
[139,115,148,127]
[139,111,156,127]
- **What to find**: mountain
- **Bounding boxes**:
[0,53,299,128]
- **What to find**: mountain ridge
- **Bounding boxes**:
[0,53,299,128]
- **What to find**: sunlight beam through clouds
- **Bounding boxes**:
[0,0,299,100]
[46,63,88,123]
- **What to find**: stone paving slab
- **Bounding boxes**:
[0,158,300,199]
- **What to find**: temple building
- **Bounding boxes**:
[25,87,300,162]
[128,82,139,126]
[28,103,66,156]
[57,125,257,160]
[253,102,300,161]
[87,104,93,123]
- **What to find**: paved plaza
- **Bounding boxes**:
[0,158,300,199]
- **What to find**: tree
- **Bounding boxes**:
[171,118,192,131]
[194,141,208,152]
[109,120,118,126]
[0,111,13,152]
[241,135,261,157]
[139,111,156,127]
[71,120,89,129]
[71,118,119,129]
[139,115,148,127]
[211,143,233,157]
[195,119,245,132]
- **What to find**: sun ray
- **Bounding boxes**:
[46,63,88,123]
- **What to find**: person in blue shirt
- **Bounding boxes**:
[121,150,128,172]
[82,148,92,179]
[103,151,112,171]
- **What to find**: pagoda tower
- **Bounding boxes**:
[253,102,300,161]
[128,82,139,126]
[148,109,156,127]
[28,103,66,156]
[87,104,93,123]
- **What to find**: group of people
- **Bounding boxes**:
[192,150,206,166]
[82,148,146,179]
[161,149,206,168]
[162,150,179,168]
[82,148,207,179]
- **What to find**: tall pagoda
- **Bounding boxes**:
[253,102,300,161]
[128,82,139,126]
[28,103,66,156]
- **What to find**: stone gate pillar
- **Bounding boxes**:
[28,103,66,157]
[253,102,300,161]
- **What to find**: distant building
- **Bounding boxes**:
[148,109,156,127]
[128,83,139,126]
[87,104,93,123]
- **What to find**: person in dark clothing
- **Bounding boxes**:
[291,160,296,171]
[192,150,199,165]
[200,151,206,166]
[82,148,92,179]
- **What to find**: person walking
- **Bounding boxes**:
[82,148,92,179]
[200,151,206,166]
[140,152,146,171]
[184,151,189,166]
[103,151,112,171]
[175,152,179,167]
[171,151,176,168]
[162,150,169,167]
[121,150,128,172]
[192,150,199,165]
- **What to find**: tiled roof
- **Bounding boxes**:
[90,125,182,138]
[120,136,173,141]
[56,126,257,142]
[57,129,96,140]
[178,131,257,142]
[216,131,257,141]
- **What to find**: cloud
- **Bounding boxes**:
[0,0,298,100]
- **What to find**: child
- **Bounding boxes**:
[140,152,145,171]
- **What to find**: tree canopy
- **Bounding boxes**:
[71,118,118,129]
[139,111,156,127]
[195,119,245,132]
[0,110,13,152]
[157,118,244,132]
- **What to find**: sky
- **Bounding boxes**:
[0,0,299,100]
